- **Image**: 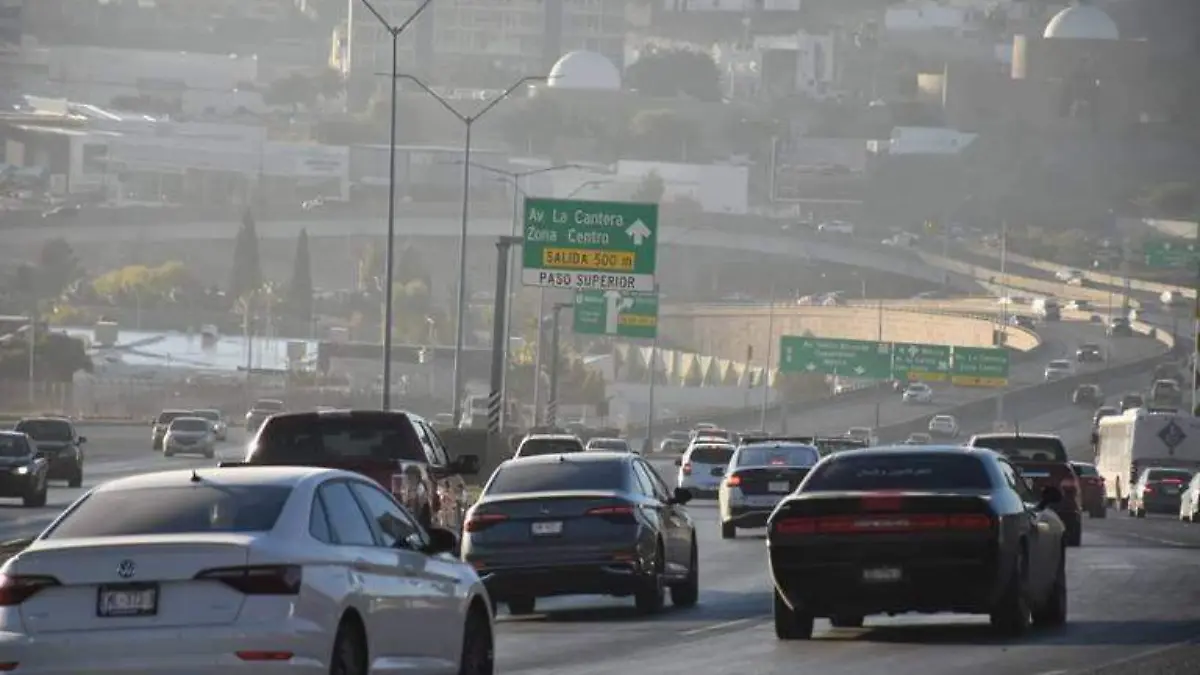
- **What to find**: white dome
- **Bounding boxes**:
[1043,5,1119,40]
[547,51,621,91]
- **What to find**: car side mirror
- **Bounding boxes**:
[669,487,693,505]
[450,454,480,476]
[1037,485,1063,510]
[673,458,682,466]
[422,526,460,557]
[77,436,87,444]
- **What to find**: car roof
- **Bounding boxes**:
[92,466,347,493]
[523,433,582,442]
[0,429,28,437]
[18,416,73,423]
[587,437,626,443]
[932,414,955,419]
[741,440,817,449]
[263,409,420,424]
[833,445,993,458]
[969,432,1060,441]
[504,451,629,466]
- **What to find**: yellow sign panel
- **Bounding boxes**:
[908,371,949,383]
[542,248,635,272]
[619,314,657,327]
[951,375,1008,388]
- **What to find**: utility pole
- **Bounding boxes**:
[996,221,1008,428]
[546,302,571,427]
[646,283,660,451]
[487,236,522,434]
[760,282,777,431]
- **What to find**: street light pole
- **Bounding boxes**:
[358,0,434,410]
[547,302,572,427]
[391,73,547,423]
[760,283,776,430]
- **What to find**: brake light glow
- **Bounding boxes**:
[194,566,301,595]
[464,513,508,532]
[236,651,294,662]
[1142,485,1155,495]
[587,505,637,523]
[681,463,692,475]
[1162,479,1185,484]
[1060,477,1078,492]
[0,574,60,606]
[860,494,904,512]
[773,513,992,535]
[725,474,742,487]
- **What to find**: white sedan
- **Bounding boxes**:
[0,466,495,675]
[928,415,959,437]
[902,383,934,404]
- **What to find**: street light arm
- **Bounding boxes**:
[395,74,467,122]
[360,0,433,32]
[467,76,547,122]
[357,0,392,29]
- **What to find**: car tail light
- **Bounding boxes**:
[464,513,508,533]
[236,651,294,662]
[1060,476,1079,492]
[774,513,992,536]
[0,574,60,606]
[194,566,301,595]
[725,474,742,487]
[1142,485,1154,495]
[1163,479,1184,485]
[587,505,637,523]
[681,462,692,475]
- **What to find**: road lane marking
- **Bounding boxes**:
[679,617,760,636]
[1106,531,1193,547]
[1062,636,1199,674]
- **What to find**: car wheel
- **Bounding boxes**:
[329,616,367,675]
[458,605,494,675]
[506,597,536,616]
[830,614,864,628]
[634,546,665,615]
[1065,521,1082,547]
[23,479,47,508]
[669,540,699,608]
[1136,508,1146,519]
[990,547,1031,637]
[772,586,813,640]
[163,447,174,458]
[68,463,82,489]
[720,520,736,539]
[1032,546,1067,627]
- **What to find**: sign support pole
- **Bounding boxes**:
[487,236,520,434]
[760,283,776,431]
[546,302,571,427]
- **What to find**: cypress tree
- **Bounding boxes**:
[230,209,264,300]
[286,229,314,327]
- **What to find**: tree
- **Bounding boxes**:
[37,238,83,299]
[628,109,703,161]
[286,229,314,327]
[357,240,385,293]
[631,171,665,203]
[625,48,723,102]
[91,262,195,304]
[230,210,264,302]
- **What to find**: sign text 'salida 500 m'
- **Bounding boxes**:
[521,197,659,292]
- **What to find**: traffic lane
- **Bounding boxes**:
[1092,513,1200,549]
[74,425,250,459]
[495,504,1200,675]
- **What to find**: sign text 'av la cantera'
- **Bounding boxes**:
[521,197,659,292]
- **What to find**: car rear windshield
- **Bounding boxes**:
[518,438,585,457]
[249,413,425,463]
[737,444,819,468]
[805,454,992,491]
[487,460,625,494]
[13,419,72,441]
[815,439,867,455]
[689,445,735,464]
[155,411,189,425]
[0,435,29,457]
[973,436,1068,463]
[45,485,293,539]
[588,440,628,451]
[193,410,221,421]
[171,418,210,432]
[1071,463,1098,477]
[254,400,285,411]
[1147,469,1193,482]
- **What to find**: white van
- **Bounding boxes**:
[1032,297,1061,321]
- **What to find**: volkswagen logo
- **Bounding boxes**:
[116,560,136,579]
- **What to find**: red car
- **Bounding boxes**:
[1070,461,1107,518]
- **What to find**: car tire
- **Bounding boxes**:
[772,586,814,640]
[330,615,368,675]
[1136,508,1146,519]
[669,540,699,608]
[1090,506,1106,519]
[23,479,47,508]
[634,546,665,615]
[1065,521,1082,548]
[720,520,736,539]
[68,464,83,489]
[990,547,1031,637]
[1032,546,1068,627]
[506,597,536,616]
[830,615,864,628]
[458,605,495,675]
[163,447,174,458]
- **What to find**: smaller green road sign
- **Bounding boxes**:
[1143,240,1200,269]
[573,290,658,339]
[892,342,951,383]
[951,346,1010,387]
[522,197,659,292]
[779,336,892,379]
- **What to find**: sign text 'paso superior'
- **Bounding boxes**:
[522,197,659,292]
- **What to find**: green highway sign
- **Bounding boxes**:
[573,290,658,339]
[779,336,893,379]
[521,197,659,292]
[1143,240,1199,269]
[951,346,1010,387]
[892,342,952,382]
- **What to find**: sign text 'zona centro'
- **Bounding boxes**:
[522,197,658,292]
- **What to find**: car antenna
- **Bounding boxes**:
[190,468,202,483]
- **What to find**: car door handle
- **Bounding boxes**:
[352,558,371,572]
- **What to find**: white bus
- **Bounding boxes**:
[1094,408,1200,508]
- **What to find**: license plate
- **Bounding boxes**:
[768,481,790,493]
[97,583,158,617]
[531,521,563,536]
[862,567,902,583]
[1164,486,1180,494]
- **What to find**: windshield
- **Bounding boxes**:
[249,413,425,463]
[13,419,72,441]
[487,460,625,494]
[1071,463,1099,477]
[689,445,735,465]
[847,428,870,438]
[170,418,210,432]
[815,438,868,455]
[45,485,293,538]
[932,416,954,424]
[0,435,30,458]
[518,438,585,457]
[253,400,285,411]
[1146,469,1193,483]
[587,439,628,451]
[155,411,189,425]
[804,453,992,491]
[193,410,221,421]
[736,444,819,468]
[1048,361,1070,369]
[972,436,1068,463]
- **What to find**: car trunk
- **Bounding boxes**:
[734,466,811,495]
[14,535,255,633]
[467,491,637,565]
